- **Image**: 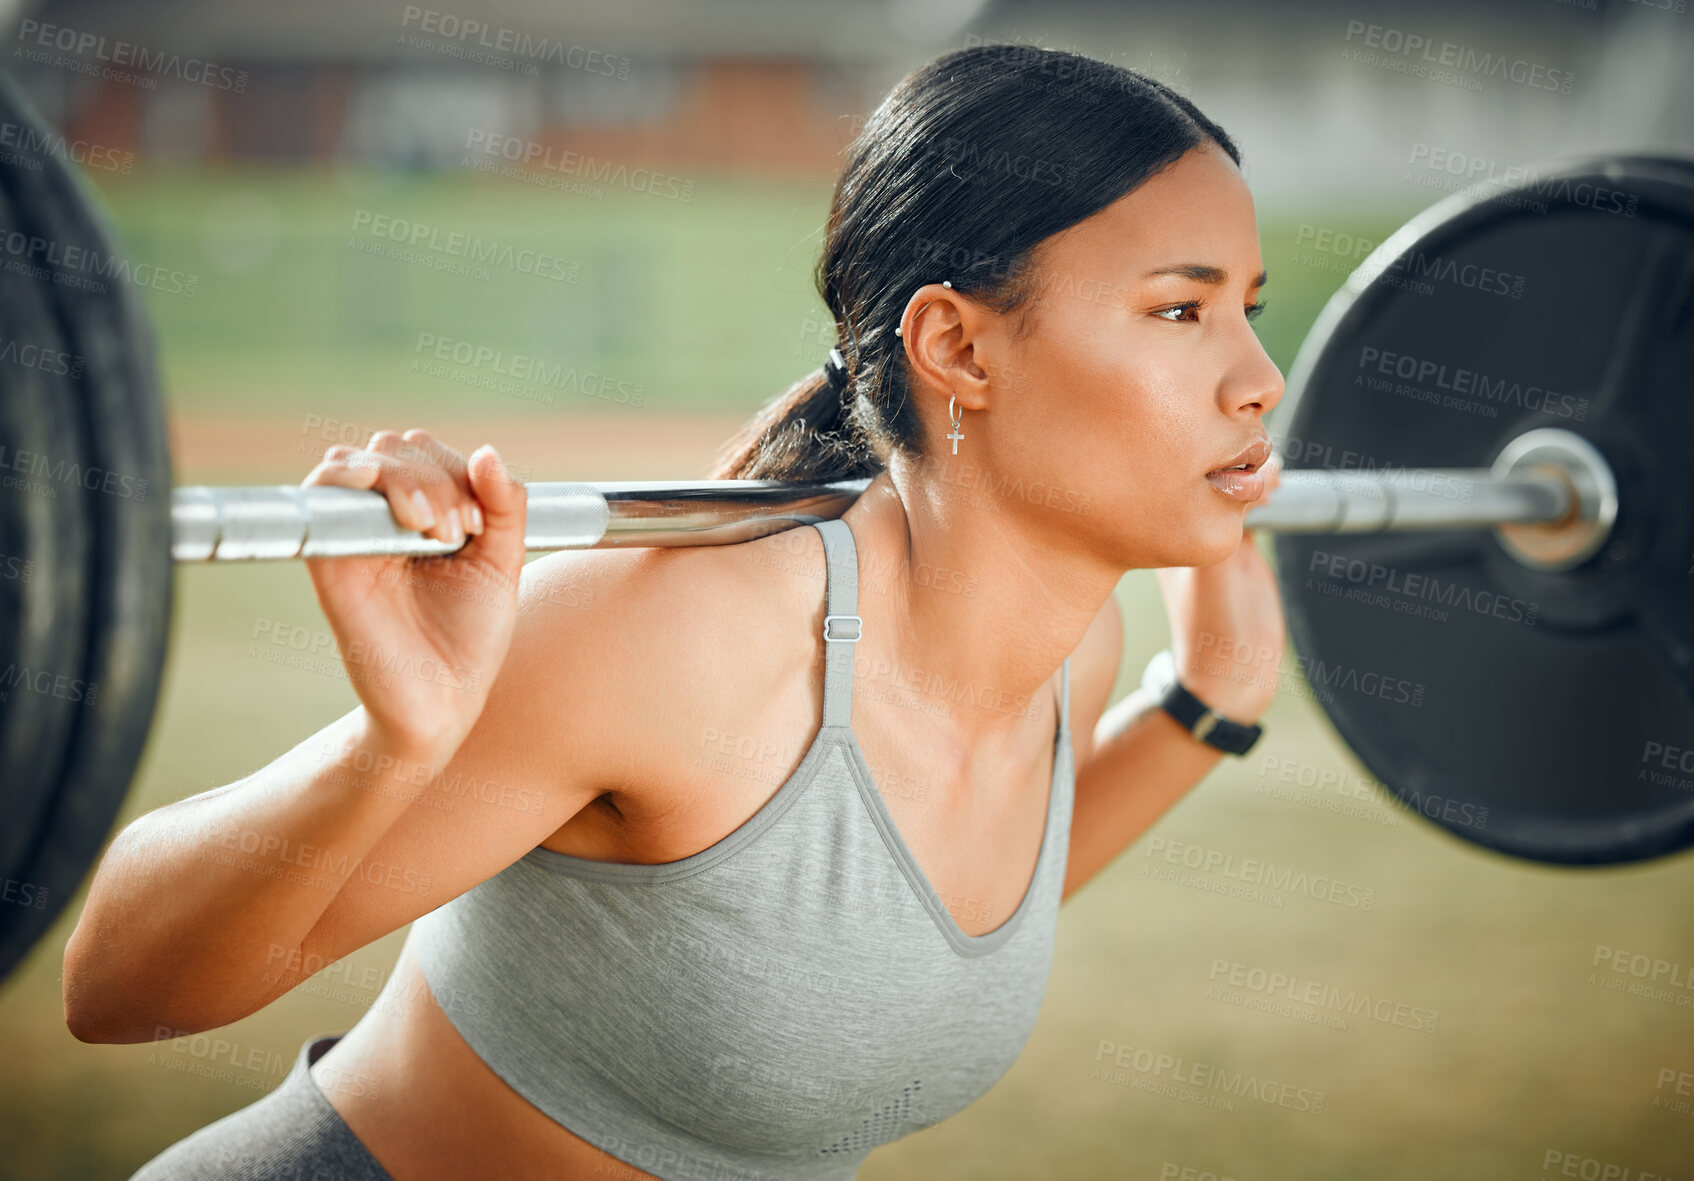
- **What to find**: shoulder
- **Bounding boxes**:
[504,526,828,792]
[1066,591,1124,766]
[515,524,822,661]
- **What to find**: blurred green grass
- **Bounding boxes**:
[101,165,851,416]
[2,167,1691,1179]
[88,164,1378,418]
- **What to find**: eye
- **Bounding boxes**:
[1153,300,1202,323]
[1245,299,1269,321]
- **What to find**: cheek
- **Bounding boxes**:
[1117,369,1209,480]
[1009,326,1213,510]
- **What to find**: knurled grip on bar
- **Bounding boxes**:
[170,480,875,561]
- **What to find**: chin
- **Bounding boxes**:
[1112,503,1246,570]
[1188,518,1248,566]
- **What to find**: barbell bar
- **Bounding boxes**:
[2,57,1692,988]
[164,431,1614,565]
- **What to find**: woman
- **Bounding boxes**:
[72,43,1285,1181]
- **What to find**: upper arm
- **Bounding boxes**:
[1067,589,1124,769]
[296,548,657,969]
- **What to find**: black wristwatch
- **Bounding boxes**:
[1140,649,1264,756]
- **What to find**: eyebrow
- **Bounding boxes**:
[1143,263,1269,288]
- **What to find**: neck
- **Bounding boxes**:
[841,454,1120,744]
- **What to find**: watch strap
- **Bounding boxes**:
[1141,649,1264,756]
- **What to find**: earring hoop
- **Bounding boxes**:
[946,395,965,456]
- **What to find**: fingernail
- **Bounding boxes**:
[446,507,464,546]
[409,490,436,529]
[466,502,485,534]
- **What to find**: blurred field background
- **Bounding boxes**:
[4,0,1694,1177]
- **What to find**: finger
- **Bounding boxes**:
[301,444,378,488]
[304,448,440,535]
[365,429,447,499]
[400,428,469,482]
[382,428,460,542]
[364,429,408,457]
[301,445,381,491]
[402,428,482,534]
[463,444,527,567]
[368,429,452,496]
[367,436,449,538]
[366,429,467,543]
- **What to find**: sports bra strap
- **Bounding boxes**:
[811,518,861,728]
[810,517,1071,736]
[1060,654,1070,737]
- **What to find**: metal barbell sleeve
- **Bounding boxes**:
[1242,467,1573,534]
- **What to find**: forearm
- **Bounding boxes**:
[63,710,452,1042]
[1061,687,1229,899]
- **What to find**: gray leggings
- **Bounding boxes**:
[129,1034,394,1180]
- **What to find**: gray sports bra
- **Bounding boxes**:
[409,516,1075,1180]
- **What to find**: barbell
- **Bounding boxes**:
[2,63,1692,984]
[164,443,1608,561]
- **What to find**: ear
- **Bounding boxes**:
[898,282,992,413]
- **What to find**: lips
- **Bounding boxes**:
[1205,436,1273,503]
[1206,436,1272,477]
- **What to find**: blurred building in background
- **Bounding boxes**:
[5,0,1693,201]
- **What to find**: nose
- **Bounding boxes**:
[1225,327,1285,418]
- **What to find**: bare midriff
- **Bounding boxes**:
[310,936,664,1181]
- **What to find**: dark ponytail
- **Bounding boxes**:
[709,43,1241,483]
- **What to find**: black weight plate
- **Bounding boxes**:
[1272,154,1694,866]
[0,162,93,905]
[0,72,173,982]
